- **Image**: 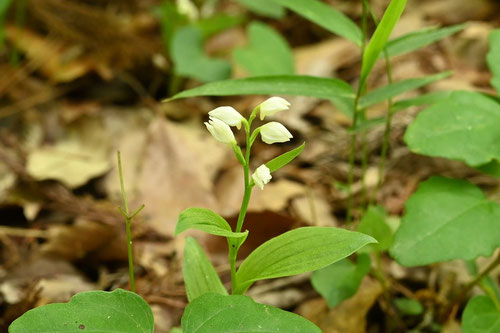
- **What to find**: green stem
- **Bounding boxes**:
[346,0,369,223]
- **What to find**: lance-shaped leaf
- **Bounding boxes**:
[404,91,500,166]
[357,205,393,253]
[9,289,154,333]
[175,207,247,238]
[235,0,284,18]
[183,237,227,302]
[392,91,452,112]
[487,29,500,95]
[166,75,355,101]
[385,24,465,57]
[359,72,451,108]
[360,0,407,84]
[181,293,321,333]
[269,0,362,46]
[234,22,294,76]
[462,296,500,333]
[235,227,376,293]
[266,142,305,173]
[390,177,500,267]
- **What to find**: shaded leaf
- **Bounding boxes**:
[235,227,376,293]
[311,254,371,308]
[171,26,231,82]
[266,142,305,173]
[361,0,407,84]
[9,289,154,333]
[233,22,294,76]
[487,29,500,95]
[462,296,500,333]
[181,293,321,332]
[359,72,451,108]
[476,159,500,178]
[385,24,465,57]
[235,0,285,18]
[183,237,227,302]
[357,206,393,253]
[395,298,424,316]
[404,91,500,166]
[167,75,354,101]
[269,0,362,46]
[390,177,500,266]
[392,91,452,112]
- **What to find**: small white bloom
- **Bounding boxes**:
[260,122,293,144]
[259,97,290,120]
[252,165,272,190]
[209,106,245,129]
[176,0,199,21]
[204,117,236,145]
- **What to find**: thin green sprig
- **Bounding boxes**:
[117,151,145,293]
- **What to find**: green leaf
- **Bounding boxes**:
[404,91,500,166]
[158,2,188,51]
[392,91,452,112]
[385,24,465,57]
[169,328,183,333]
[234,22,294,76]
[235,0,285,18]
[167,75,355,101]
[359,72,451,108]
[269,0,362,46]
[183,237,227,302]
[0,0,13,48]
[266,142,305,173]
[395,298,424,316]
[360,0,407,84]
[181,293,321,333]
[477,159,500,178]
[357,206,393,253]
[175,207,248,238]
[487,29,500,95]
[171,26,231,82]
[195,14,245,39]
[311,254,371,308]
[390,177,500,267]
[235,227,376,293]
[9,289,154,333]
[462,296,500,333]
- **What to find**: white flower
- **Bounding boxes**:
[176,0,199,21]
[204,117,236,144]
[260,122,293,144]
[209,106,245,129]
[259,97,290,120]
[252,165,272,190]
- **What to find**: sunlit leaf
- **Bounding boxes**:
[175,207,248,238]
[462,296,500,333]
[235,0,285,18]
[266,142,305,173]
[487,29,500,95]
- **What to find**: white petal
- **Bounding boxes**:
[260,122,293,144]
[252,165,272,190]
[259,97,290,120]
[209,106,244,129]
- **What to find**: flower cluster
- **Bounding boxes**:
[204,97,292,190]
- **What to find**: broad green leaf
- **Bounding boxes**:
[233,22,294,76]
[477,159,500,178]
[169,328,183,333]
[171,26,231,82]
[392,91,452,112]
[235,227,376,293]
[195,14,245,39]
[167,75,355,101]
[385,24,465,57]
[404,91,500,166]
[175,207,248,238]
[487,29,500,95]
[183,237,227,302]
[357,206,393,253]
[359,72,451,108]
[311,254,371,308]
[235,0,285,18]
[390,177,500,267]
[395,298,424,316]
[9,289,154,333]
[462,296,500,333]
[360,0,407,84]
[269,0,362,46]
[181,293,321,333]
[158,2,188,51]
[266,142,305,173]
[330,95,355,118]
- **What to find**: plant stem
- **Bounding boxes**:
[346,0,369,223]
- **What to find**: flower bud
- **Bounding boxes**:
[209,106,245,129]
[259,97,290,120]
[204,117,236,144]
[252,165,272,190]
[260,122,293,144]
